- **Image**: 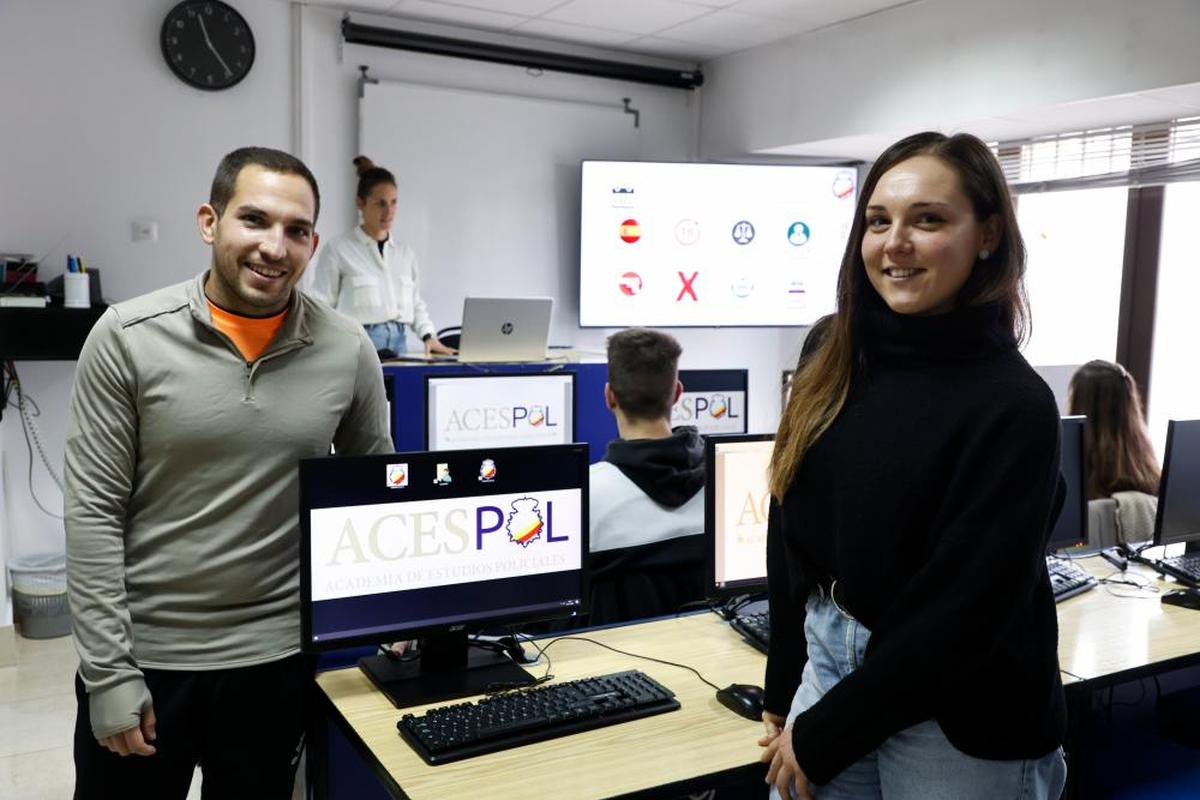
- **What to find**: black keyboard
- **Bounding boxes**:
[1047,557,1097,602]
[397,670,679,764]
[1160,553,1200,586]
[730,611,769,654]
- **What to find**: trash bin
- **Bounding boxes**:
[9,553,70,639]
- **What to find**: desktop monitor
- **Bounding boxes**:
[704,433,774,598]
[425,372,575,451]
[1047,416,1088,551]
[1153,419,1200,548]
[300,443,589,707]
[672,369,748,435]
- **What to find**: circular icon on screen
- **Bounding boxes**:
[618,219,641,243]
[833,170,855,199]
[787,221,811,246]
[501,322,514,335]
[619,271,643,296]
[731,220,755,245]
[675,219,700,245]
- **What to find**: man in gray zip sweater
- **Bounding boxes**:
[65,147,393,798]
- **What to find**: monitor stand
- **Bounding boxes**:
[358,630,536,709]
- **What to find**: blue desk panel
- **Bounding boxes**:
[384,362,616,463]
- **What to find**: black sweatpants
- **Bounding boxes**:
[73,655,309,800]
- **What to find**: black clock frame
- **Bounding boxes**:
[160,0,255,91]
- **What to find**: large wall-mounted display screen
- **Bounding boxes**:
[580,161,857,327]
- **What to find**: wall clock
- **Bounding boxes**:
[161,1,255,91]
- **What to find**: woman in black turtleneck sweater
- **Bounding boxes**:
[759,132,1067,800]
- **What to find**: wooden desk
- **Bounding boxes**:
[1055,556,1200,688]
[1052,556,1200,798]
[316,560,1200,799]
[315,613,768,799]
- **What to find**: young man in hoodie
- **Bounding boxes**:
[589,328,706,553]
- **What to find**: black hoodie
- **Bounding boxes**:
[602,426,706,508]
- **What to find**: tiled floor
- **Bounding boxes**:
[0,633,202,799]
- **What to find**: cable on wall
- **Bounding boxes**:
[2,361,64,520]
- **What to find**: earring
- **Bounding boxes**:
[979,249,990,260]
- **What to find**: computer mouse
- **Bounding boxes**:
[716,683,765,721]
[375,348,397,361]
[1161,589,1200,610]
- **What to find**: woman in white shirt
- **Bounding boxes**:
[310,156,456,357]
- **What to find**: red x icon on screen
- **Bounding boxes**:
[676,271,698,302]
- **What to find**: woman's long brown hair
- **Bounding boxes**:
[1068,360,1161,498]
[769,132,1030,500]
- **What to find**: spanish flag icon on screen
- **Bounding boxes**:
[619,219,641,243]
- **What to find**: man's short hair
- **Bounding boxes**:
[209,146,321,222]
[606,328,683,421]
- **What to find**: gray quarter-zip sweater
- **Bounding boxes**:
[65,273,393,738]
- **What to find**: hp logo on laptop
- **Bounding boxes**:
[501,322,514,335]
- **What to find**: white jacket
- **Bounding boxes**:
[309,226,436,339]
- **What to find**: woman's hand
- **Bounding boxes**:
[760,710,785,743]
[761,723,813,799]
[425,337,457,356]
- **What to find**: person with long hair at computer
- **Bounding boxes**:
[1068,359,1160,499]
[758,132,1067,799]
[309,156,455,358]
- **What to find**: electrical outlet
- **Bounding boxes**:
[131,219,158,243]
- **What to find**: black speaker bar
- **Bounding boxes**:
[342,18,703,91]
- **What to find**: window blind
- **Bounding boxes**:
[992,117,1200,193]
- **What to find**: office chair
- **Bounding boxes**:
[435,325,461,350]
[1087,498,1119,550]
[585,534,706,627]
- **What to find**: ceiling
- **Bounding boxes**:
[759,82,1200,160]
[306,0,1200,160]
[308,0,914,62]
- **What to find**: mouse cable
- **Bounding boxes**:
[1097,569,1161,599]
[512,633,724,693]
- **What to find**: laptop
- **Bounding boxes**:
[456,297,554,363]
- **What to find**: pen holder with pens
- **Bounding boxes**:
[63,254,90,308]
[63,272,89,308]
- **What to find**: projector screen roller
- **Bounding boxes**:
[580,160,858,327]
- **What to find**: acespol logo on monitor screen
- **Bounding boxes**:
[671,391,746,435]
[309,490,583,602]
[428,375,574,450]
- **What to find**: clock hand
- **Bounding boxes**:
[197,14,234,78]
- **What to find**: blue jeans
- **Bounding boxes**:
[364,320,406,353]
[771,586,1066,800]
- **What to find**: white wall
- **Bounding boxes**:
[297,7,805,434]
[0,0,295,624]
[699,0,1200,158]
[0,2,810,624]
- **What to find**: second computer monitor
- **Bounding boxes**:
[1154,419,1200,548]
[1047,416,1088,552]
[705,433,773,597]
[672,369,748,436]
[425,372,575,451]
